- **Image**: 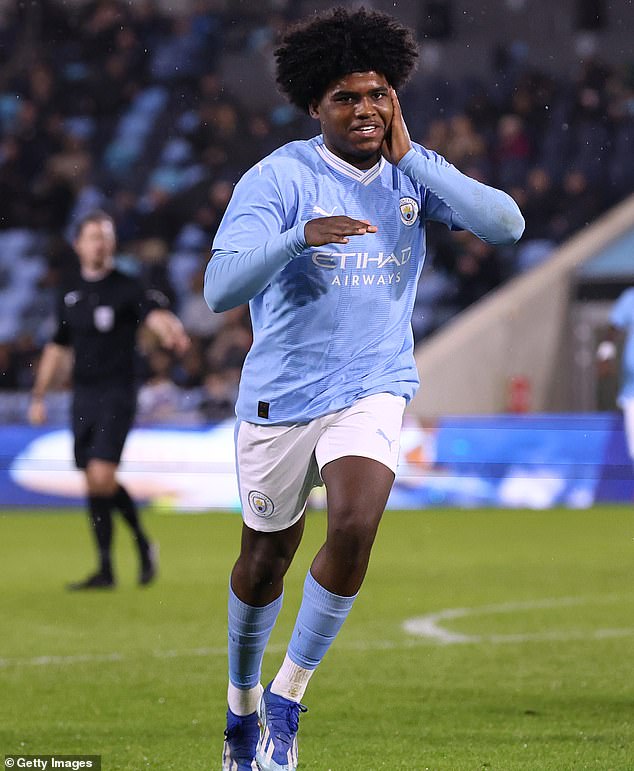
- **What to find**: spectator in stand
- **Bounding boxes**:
[12,98,61,183]
[25,62,60,117]
[0,342,19,390]
[444,114,488,169]
[420,117,450,157]
[553,168,605,241]
[494,113,532,190]
[79,0,128,66]
[172,336,205,390]
[179,264,225,342]
[199,367,238,422]
[513,166,560,272]
[136,347,183,424]
[451,231,504,310]
[0,136,31,228]
[203,305,252,375]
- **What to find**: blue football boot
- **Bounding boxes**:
[222,708,260,771]
[255,684,308,771]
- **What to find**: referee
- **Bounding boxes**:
[29,210,189,590]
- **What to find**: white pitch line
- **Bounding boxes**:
[403,594,634,645]
[0,646,223,669]
[2,596,632,668]
[0,639,411,670]
[0,652,126,667]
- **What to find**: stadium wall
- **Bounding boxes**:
[409,194,634,418]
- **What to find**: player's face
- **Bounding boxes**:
[74,220,116,274]
[309,71,393,170]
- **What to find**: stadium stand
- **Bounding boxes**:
[0,0,632,422]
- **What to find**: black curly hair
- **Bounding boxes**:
[275,7,419,113]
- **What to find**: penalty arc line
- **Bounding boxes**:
[402,594,634,645]
[2,595,633,668]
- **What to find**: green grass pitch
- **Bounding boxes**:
[1,506,633,770]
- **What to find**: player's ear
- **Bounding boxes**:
[308,101,320,119]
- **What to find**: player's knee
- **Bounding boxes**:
[87,481,115,497]
[238,545,293,590]
[326,514,376,563]
[85,467,117,497]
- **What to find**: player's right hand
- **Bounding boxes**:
[28,398,47,426]
[304,216,378,246]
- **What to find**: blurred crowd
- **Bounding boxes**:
[0,0,633,423]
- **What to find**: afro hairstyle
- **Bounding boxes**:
[275,6,419,113]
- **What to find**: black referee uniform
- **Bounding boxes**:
[53,267,168,588]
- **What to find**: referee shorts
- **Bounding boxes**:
[72,385,136,469]
[235,392,406,533]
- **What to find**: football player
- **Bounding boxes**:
[206,8,524,770]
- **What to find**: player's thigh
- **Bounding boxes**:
[315,392,406,476]
[235,419,322,532]
[321,455,395,530]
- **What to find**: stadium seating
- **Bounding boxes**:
[0,0,632,422]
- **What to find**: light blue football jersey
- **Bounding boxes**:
[209,136,523,424]
[610,287,634,399]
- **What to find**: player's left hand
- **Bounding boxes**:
[382,87,412,166]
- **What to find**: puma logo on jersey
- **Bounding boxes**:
[313,204,339,217]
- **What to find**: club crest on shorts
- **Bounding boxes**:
[248,490,275,518]
[399,196,419,226]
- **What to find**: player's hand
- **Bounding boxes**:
[146,310,191,355]
[28,397,47,426]
[382,87,412,166]
[304,216,378,246]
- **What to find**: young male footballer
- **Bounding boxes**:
[205,8,524,770]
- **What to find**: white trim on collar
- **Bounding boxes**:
[315,141,385,186]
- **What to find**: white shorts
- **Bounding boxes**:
[620,396,634,460]
[235,393,406,532]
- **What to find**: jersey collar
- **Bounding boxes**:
[315,139,385,186]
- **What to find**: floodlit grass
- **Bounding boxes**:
[0,506,633,770]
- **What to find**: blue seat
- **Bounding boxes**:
[0,93,19,132]
[134,86,168,114]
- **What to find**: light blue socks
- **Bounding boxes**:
[227,585,282,714]
[271,571,357,701]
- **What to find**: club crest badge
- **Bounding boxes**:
[248,490,275,518]
[399,196,419,226]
